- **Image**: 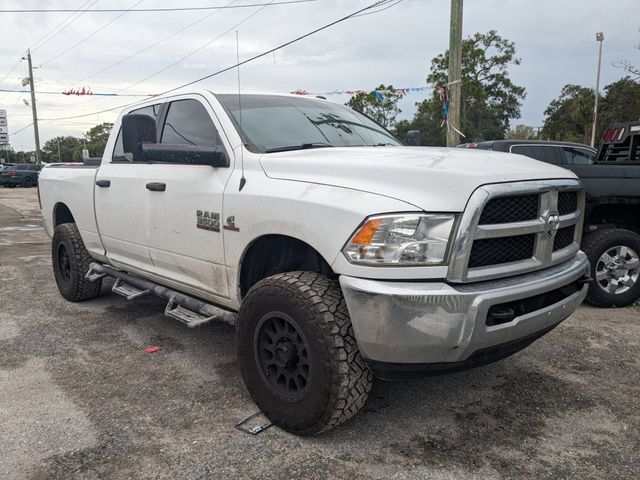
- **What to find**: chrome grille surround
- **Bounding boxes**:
[447,179,585,283]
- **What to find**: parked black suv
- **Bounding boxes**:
[0,163,42,188]
[459,132,640,308]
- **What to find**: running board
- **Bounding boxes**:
[112,278,150,300]
[86,263,236,327]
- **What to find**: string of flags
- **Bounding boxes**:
[62,87,93,96]
[291,86,430,98]
[0,88,148,97]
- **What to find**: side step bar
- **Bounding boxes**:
[85,263,236,327]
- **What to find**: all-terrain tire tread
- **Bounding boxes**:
[238,271,373,435]
[53,223,102,302]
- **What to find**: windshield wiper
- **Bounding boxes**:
[264,142,334,153]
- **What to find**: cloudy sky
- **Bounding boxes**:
[0,0,638,151]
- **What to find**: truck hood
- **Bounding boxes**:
[259,146,577,212]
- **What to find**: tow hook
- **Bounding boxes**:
[577,275,592,286]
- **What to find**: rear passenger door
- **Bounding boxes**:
[95,103,165,274]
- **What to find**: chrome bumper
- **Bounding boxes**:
[339,251,589,365]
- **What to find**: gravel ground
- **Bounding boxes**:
[0,187,638,480]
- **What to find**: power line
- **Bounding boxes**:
[112,0,275,96]
[0,88,150,97]
[57,0,272,112]
[57,0,241,89]
[11,123,34,135]
[0,1,317,14]
[30,0,98,52]
[354,0,403,17]
[0,58,22,85]
[40,0,395,121]
[39,0,145,67]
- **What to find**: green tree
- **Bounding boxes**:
[84,122,113,157]
[600,77,640,127]
[506,124,538,140]
[427,30,526,142]
[346,84,403,128]
[42,136,84,163]
[394,98,446,146]
[399,30,525,145]
[541,84,595,143]
[541,78,640,143]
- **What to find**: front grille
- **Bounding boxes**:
[478,194,538,224]
[553,226,575,251]
[558,191,577,215]
[469,234,535,268]
[447,180,585,283]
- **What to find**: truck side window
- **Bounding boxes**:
[111,104,162,163]
[160,100,222,148]
[562,147,595,165]
[511,145,558,164]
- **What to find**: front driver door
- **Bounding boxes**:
[144,96,234,298]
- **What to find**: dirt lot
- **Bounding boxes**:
[0,186,638,480]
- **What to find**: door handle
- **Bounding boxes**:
[96,179,111,188]
[146,182,166,192]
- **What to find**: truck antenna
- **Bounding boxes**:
[236,30,246,191]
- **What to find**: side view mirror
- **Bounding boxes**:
[405,130,421,146]
[122,114,157,162]
[121,113,229,167]
[141,144,229,167]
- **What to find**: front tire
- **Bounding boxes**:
[52,223,102,302]
[582,229,640,307]
[236,271,372,435]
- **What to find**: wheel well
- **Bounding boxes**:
[587,202,640,234]
[53,203,75,227]
[239,235,334,298]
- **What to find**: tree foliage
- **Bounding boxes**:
[346,84,403,128]
[427,30,526,141]
[541,84,594,143]
[42,136,84,163]
[84,122,113,157]
[541,77,640,143]
[506,124,538,140]
[12,122,114,163]
[397,30,525,145]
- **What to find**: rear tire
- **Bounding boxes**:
[52,223,102,302]
[236,271,373,435]
[582,229,640,308]
[22,177,33,188]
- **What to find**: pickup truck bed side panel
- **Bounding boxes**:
[39,165,107,262]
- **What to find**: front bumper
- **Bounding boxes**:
[340,251,589,376]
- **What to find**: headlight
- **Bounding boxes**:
[342,213,456,266]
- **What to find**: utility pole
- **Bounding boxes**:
[590,32,604,148]
[23,49,41,164]
[446,0,463,147]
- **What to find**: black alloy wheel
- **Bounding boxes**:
[254,312,312,402]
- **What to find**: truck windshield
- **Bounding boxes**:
[216,94,402,153]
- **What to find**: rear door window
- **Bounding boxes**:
[562,147,596,164]
[511,145,559,164]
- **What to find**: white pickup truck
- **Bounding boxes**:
[39,90,591,435]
